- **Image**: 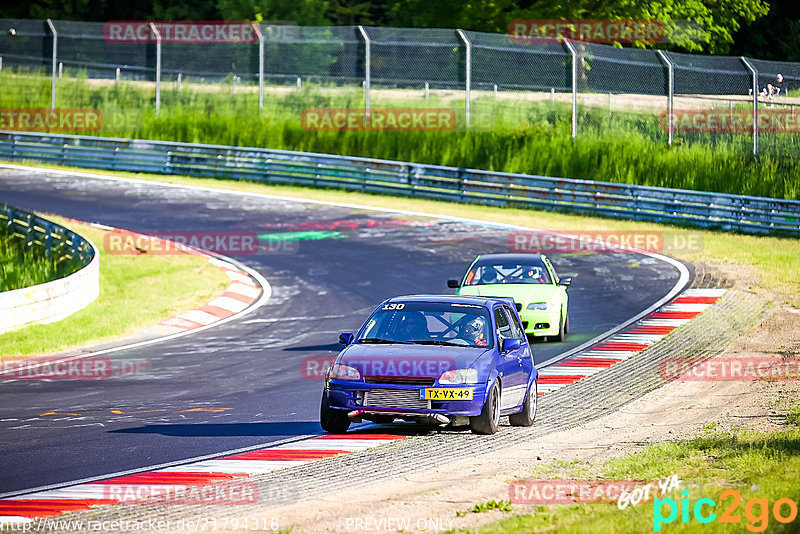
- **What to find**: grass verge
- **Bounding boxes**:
[4,161,799,308]
[0,215,230,359]
[478,418,800,533]
[0,233,82,291]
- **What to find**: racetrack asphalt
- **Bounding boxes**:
[0,167,686,495]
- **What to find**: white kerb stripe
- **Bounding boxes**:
[681,288,727,297]
[539,367,602,376]
[208,296,249,313]
[179,310,220,326]
[224,270,253,284]
[158,460,308,474]
[227,283,261,299]
[660,303,711,312]
[639,319,691,327]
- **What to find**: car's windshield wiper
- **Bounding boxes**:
[409,340,463,346]
[357,337,412,344]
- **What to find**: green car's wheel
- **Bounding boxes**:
[555,309,566,342]
[320,390,351,433]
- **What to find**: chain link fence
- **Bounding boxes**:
[2,19,800,155]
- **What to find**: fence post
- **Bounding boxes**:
[740,57,758,157]
[149,22,162,117]
[46,19,57,110]
[357,26,371,124]
[252,22,264,110]
[563,38,577,139]
[456,29,471,127]
[656,50,674,146]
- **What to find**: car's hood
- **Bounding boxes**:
[458,283,560,304]
[337,343,491,378]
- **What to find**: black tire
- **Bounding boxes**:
[470,381,501,435]
[509,381,537,426]
[320,390,351,433]
[554,309,566,342]
[564,310,570,334]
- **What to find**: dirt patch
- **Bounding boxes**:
[224,299,799,534]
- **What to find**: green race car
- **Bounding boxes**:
[448,253,571,341]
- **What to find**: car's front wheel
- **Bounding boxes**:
[470,381,500,435]
[509,381,537,426]
[555,309,567,342]
[320,390,351,433]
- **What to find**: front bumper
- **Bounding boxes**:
[326,380,486,418]
[519,309,561,337]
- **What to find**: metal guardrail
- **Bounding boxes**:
[0,202,99,333]
[1,202,95,267]
[1,131,799,235]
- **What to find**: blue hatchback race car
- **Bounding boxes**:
[320,295,538,435]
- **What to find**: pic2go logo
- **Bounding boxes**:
[654,489,799,532]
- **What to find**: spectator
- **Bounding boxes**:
[767,73,784,100]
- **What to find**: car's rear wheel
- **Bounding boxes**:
[509,381,537,426]
[470,381,500,435]
[320,390,351,433]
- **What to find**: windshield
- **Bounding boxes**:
[358,301,494,348]
[465,262,551,286]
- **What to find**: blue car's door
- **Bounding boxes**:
[504,303,534,381]
[493,306,526,410]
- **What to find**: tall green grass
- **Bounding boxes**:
[2,71,799,199]
[0,234,82,291]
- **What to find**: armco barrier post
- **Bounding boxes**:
[253,23,264,110]
[563,38,578,139]
[740,57,759,157]
[456,29,471,127]
[656,50,674,146]
[149,22,162,117]
[357,26,371,124]
[46,19,57,110]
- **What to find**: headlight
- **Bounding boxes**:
[527,302,553,311]
[328,363,361,380]
[439,368,479,385]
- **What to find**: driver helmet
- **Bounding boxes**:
[399,312,428,339]
[463,316,488,346]
[480,266,498,284]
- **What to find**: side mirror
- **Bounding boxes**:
[502,338,522,352]
[447,279,461,289]
[339,332,355,345]
[558,277,572,287]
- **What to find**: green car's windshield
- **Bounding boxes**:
[465,262,551,286]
